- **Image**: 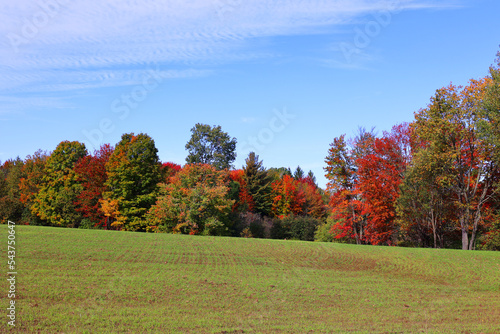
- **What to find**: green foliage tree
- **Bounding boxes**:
[243,152,272,216]
[412,78,498,250]
[478,50,500,162]
[103,133,161,231]
[147,164,234,235]
[185,123,237,170]
[31,141,88,227]
[397,148,457,248]
[267,167,292,182]
[314,217,338,242]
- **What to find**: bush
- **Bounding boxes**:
[478,230,500,251]
[202,217,231,236]
[271,215,322,241]
[78,218,99,229]
[314,219,337,242]
[233,212,273,238]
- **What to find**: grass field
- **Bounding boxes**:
[2,225,500,333]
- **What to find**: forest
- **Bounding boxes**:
[1,51,499,251]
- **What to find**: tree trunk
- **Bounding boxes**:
[351,205,361,245]
[461,223,469,250]
[469,211,482,250]
[430,210,437,249]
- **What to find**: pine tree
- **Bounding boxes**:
[306,170,317,185]
[243,152,272,216]
[293,166,304,180]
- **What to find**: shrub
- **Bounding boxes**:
[478,228,500,251]
[314,218,337,242]
[78,218,100,229]
[233,212,273,238]
[272,214,322,241]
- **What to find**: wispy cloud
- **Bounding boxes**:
[241,116,257,124]
[0,0,459,110]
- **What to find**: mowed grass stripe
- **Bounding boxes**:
[2,225,499,333]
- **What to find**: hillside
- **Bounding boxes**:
[3,225,500,333]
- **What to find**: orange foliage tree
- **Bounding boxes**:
[270,174,305,218]
[147,164,234,235]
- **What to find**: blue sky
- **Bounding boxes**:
[1,0,499,188]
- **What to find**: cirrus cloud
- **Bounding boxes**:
[0,0,460,110]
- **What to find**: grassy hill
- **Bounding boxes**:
[2,225,500,333]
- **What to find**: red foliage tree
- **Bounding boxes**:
[160,162,182,183]
[271,174,305,217]
[229,169,255,212]
[325,125,410,245]
[73,144,113,228]
[355,131,408,245]
[325,132,372,244]
[296,177,326,219]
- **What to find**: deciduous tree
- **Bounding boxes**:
[185,123,237,170]
[412,78,497,250]
[271,174,305,217]
[229,169,254,212]
[355,127,409,245]
[19,150,48,225]
[103,133,161,231]
[324,132,371,244]
[0,158,25,223]
[160,162,182,183]
[73,144,113,228]
[31,141,88,227]
[147,164,234,235]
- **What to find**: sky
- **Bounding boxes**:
[1,0,499,188]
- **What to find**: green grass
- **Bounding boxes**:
[2,225,500,333]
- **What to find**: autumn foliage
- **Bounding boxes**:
[73,144,113,228]
[1,50,499,250]
[147,163,234,235]
[229,169,255,212]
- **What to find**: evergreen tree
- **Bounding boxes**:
[243,152,272,216]
[293,166,304,180]
[307,170,317,185]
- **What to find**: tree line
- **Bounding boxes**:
[1,50,499,250]
[0,124,328,241]
[324,50,500,250]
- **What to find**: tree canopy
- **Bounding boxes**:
[185,123,237,170]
